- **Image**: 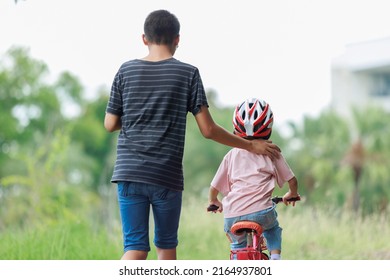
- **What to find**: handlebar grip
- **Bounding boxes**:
[207,204,219,212]
[272,196,301,204]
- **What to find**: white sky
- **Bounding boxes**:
[2,0,390,125]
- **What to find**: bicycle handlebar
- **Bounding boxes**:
[207,196,300,212]
[271,196,301,204]
[207,204,220,212]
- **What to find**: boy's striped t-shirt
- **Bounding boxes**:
[106,58,208,191]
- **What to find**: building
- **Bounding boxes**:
[331,37,390,118]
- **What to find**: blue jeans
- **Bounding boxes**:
[224,205,282,251]
[117,181,182,252]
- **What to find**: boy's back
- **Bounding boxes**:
[106,57,208,191]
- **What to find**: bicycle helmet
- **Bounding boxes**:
[233,98,273,139]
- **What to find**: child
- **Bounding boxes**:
[104,10,281,260]
[208,97,299,260]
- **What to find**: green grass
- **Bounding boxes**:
[0,221,122,260]
[279,207,390,260]
[177,201,390,260]
[1,200,389,260]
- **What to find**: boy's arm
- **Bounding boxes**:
[104,112,122,132]
[194,105,281,160]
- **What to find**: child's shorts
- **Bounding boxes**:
[224,205,282,251]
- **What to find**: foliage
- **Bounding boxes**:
[0,128,100,230]
[0,47,114,232]
[278,107,390,214]
[347,106,390,213]
[281,110,352,205]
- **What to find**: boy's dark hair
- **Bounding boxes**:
[144,10,180,45]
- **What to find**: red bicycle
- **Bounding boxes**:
[207,196,300,260]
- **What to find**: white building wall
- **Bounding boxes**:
[331,37,390,118]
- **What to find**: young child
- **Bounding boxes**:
[104,10,281,260]
[208,97,299,260]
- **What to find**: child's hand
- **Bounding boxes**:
[282,192,300,206]
[207,199,223,213]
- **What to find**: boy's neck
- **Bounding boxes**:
[142,44,176,62]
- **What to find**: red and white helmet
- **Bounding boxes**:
[233,98,273,139]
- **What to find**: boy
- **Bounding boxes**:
[104,10,281,260]
[208,98,299,260]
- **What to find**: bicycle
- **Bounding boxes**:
[207,196,300,260]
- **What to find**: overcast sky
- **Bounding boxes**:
[2,0,390,125]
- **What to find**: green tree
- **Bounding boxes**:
[0,47,67,178]
[0,129,100,230]
[0,46,116,231]
[285,110,351,206]
[0,47,116,192]
[0,47,93,228]
[342,106,390,214]
[70,87,117,191]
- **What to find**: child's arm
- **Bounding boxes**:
[208,187,223,212]
[282,177,299,206]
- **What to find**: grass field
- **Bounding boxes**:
[1,200,389,260]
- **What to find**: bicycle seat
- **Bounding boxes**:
[231,221,263,235]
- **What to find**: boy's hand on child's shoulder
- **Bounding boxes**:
[251,140,281,160]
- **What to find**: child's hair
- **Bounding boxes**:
[144,10,180,45]
[233,98,273,140]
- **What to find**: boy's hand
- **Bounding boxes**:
[251,140,281,160]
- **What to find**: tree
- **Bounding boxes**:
[0,46,117,231]
[69,87,118,191]
[285,110,351,206]
[0,47,116,192]
[0,47,64,177]
[0,129,99,230]
[342,106,390,214]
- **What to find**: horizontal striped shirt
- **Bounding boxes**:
[106,58,208,191]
